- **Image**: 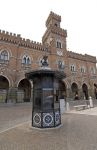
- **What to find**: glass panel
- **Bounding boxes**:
[42,89,54,110]
[33,89,60,111]
[5,55,8,60]
[33,89,42,111]
[23,57,26,64]
[27,58,30,64]
[1,51,8,60]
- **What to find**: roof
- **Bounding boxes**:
[25,69,66,80]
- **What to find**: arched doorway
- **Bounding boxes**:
[0,75,9,103]
[82,83,89,100]
[18,79,31,102]
[71,82,79,100]
[59,81,67,99]
[94,83,97,99]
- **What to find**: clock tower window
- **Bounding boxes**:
[56,41,62,49]
[55,23,58,27]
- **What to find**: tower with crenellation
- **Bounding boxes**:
[42,11,68,71]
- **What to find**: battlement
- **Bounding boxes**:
[0,29,21,38]
[42,25,67,43]
[51,25,67,37]
[85,54,96,63]
[68,51,96,63]
[46,11,61,27]
[0,29,49,51]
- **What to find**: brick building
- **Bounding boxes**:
[0,11,97,103]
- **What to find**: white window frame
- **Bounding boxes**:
[0,50,9,61]
[57,60,65,69]
[22,55,31,65]
[80,66,86,73]
[91,67,96,75]
[56,40,62,49]
[70,64,76,72]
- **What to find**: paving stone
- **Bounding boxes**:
[0,104,97,150]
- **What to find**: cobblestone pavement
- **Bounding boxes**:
[0,105,97,150]
[0,103,32,133]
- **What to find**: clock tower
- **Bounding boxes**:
[42,11,68,70]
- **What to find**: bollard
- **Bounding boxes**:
[66,102,70,111]
[60,99,65,114]
[89,96,93,108]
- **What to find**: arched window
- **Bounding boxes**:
[80,66,86,73]
[23,57,26,64]
[91,67,96,74]
[22,55,31,65]
[55,23,58,27]
[56,40,62,49]
[58,60,64,69]
[27,57,30,64]
[0,50,9,61]
[70,64,76,72]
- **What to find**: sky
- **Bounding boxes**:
[0,0,97,57]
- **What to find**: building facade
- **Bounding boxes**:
[0,11,97,103]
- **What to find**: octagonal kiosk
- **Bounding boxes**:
[25,59,65,128]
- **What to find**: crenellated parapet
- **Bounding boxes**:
[42,25,67,43]
[68,51,96,63]
[0,30,49,51]
[46,11,61,27]
[50,25,67,37]
[19,38,47,51]
[85,54,96,63]
[0,29,21,44]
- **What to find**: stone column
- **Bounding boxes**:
[7,87,17,103]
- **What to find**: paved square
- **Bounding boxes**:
[0,104,97,150]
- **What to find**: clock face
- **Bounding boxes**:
[57,50,63,56]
